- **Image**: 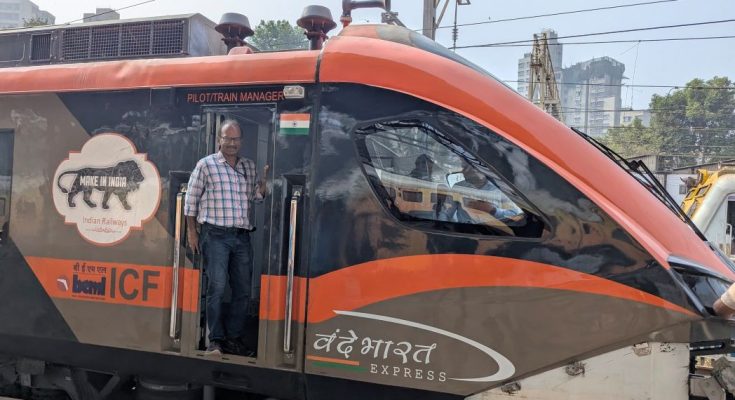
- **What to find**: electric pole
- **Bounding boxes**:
[528,32,562,121]
[422,0,470,40]
[423,0,436,39]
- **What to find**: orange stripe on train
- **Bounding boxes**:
[28,255,694,321]
[261,254,696,323]
[260,275,307,322]
[25,256,199,312]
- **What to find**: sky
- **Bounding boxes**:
[29,0,735,109]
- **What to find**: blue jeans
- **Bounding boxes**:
[200,224,253,342]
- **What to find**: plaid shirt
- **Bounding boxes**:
[184,152,262,229]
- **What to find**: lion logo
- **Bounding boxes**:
[56,160,145,210]
[53,134,161,245]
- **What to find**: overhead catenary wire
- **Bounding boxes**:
[651,155,735,159]
[452,18,735,49]
[558,107,735,114]
[260,10,735,50]
[558,111,735,118]
[483,35,735,47]
[271,34,735,50]
[560,106,735,111]
[432,0,678,30]
[251,34,735,52]
[61,0,156,25]
[596,140,735,146]
[574,125,735,131]
[586,146,735,152]
[508,80,735,90]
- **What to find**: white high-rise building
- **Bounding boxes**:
[0,0,54,28]
[560,57,626,137]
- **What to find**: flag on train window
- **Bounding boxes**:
[279,113,310,136]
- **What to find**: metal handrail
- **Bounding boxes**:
[283,188,301,353]
[169,185,186,340]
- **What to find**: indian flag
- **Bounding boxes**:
[279,113,310,136]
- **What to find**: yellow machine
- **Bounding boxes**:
[682,166,735,258]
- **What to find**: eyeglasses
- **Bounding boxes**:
[220,136,242,143]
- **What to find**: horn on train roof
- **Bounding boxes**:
[297,6,337,51]
[215,13,254,52]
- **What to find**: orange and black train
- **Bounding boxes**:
[0,17,733,400]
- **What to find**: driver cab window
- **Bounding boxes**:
[355,120,545,237]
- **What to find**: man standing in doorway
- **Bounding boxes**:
[185,119,268,356]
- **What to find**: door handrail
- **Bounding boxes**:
[169,184,187,340]
[283,187,302,353]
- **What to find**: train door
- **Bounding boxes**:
[177,88,312,374]
[176,107,273,359]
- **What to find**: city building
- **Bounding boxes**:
[517,53,531,98]
[0,0,54,28]
[517,29,562,100]
[83,8,120,23]
[620,107,652,127]
[560,56,625,137]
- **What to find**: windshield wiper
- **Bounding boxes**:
[571,127,707,241]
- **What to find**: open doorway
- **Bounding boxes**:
[191,107,274,359]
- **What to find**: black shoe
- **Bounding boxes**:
[221,338,239,355]
[223,337,255,357]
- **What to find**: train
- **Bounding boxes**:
[0,2,734,399]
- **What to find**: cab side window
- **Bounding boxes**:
[354,120,546,237]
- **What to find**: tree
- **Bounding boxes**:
[599,76,735,168]
[250,20,308,51]
[601,117,662,158]
[650,77,735,167]
[23,17,49,27]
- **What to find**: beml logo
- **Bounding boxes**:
[72,275,106,296]
[56,275,70,292]
[52,134,161,245]
[56,274,106,296]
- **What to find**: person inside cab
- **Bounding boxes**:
[438,161,522,224]
[457,162,521,219]
[409,154,436,181]
[184,119,269,357]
